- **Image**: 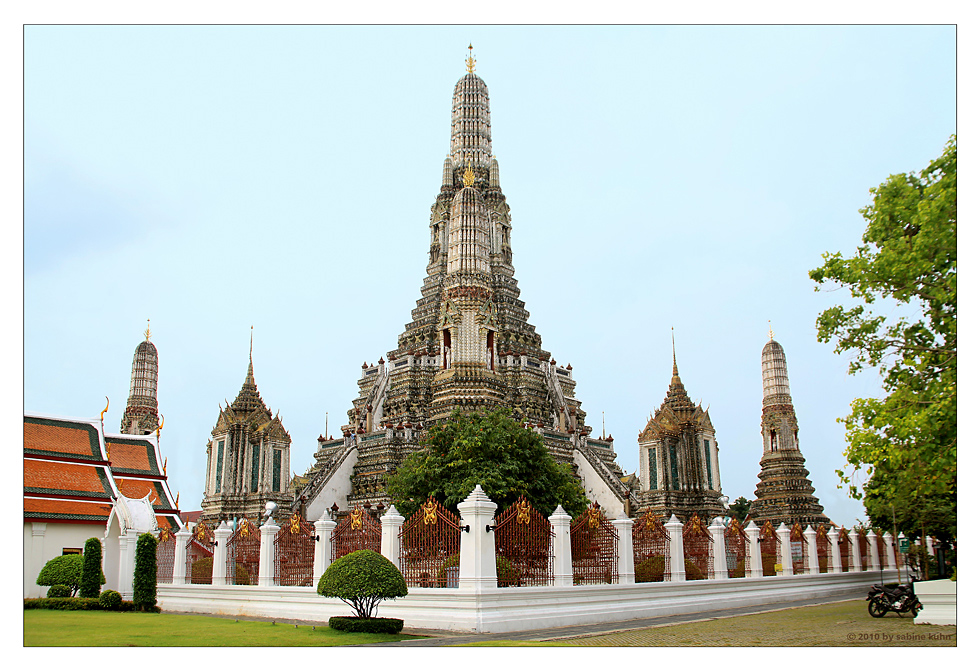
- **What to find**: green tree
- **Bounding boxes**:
[728,496,752,522]
[809,136,956,518]
[317,549,407,619]
[132,532,158,611]
[36,554,84,596]
[78,537,104,598]
[386,407,590,519]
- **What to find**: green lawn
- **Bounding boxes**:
[24,610,423,646]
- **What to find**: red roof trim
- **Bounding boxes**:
[25,453,112,468]
[23,517,106,526]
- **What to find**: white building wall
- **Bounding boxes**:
[23,522,106,598]
[572,448,623,518]
[305,447,359,520]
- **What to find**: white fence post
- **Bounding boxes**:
[883,532,898,570]
[313,512,336,586]
[709,518,728,580]
[212,522,232,585]
[849,529,862,571]
[665,515,685,581]
[457,485,498,592]
[776,523,792,576]
[118,529,139,599]
[258,516,280,587]
[867,529,881,571]
[612,512,635,584]
[745,521,763,578]
[380,505,404,567]
[549,506,574,587]
[804,525,819,575]
[827,526,841,573]
[173,524,191,584]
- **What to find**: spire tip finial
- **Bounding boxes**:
[144,319,151,341]
[465,44,476,74]
[671,327,678,377]
[768,320,774,341]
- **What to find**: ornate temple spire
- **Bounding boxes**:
[231,327,264,414]
[121,321,160,435]
[761,335,793,407]
[665,330,694,412]
[450,45,492,169]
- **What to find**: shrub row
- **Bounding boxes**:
[328,616,404,634]
[24,592,160,613]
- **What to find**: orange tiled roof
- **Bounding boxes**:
[24,417,103,461]
[24,498,113,523]
[24,459,113,499]
[105,436,159,475]
[114,477,170,507]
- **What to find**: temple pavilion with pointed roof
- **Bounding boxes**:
[635,335,726,521]
[201,332,293,525]
[295,48,631,519]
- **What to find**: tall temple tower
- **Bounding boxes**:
[296,48,629,519]
[635,335,725,521]
[748,330,829,526]
[201,332,293,525]
[120,321,159,435]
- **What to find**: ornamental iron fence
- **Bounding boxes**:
[759,521,781,576]
[187,522,214,584]
[875,530,887,566]
[398,498,461,588]
[493,496,554,587]
[632,511,670,582]
[724,518,747,578]
[815,525,831,573]
[332,506,382,561]
[156,526,176,584]
[570,502,618,585]
[274,513,315,586]
[857,529,869,570]
[226,518,260,585]
[682,513,713,580]
[838,527,852,572]
[789,522,809,574]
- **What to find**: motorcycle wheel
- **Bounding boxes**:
[868,597,889,618]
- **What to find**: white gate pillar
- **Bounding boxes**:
[612,512,634,584]
[926,536,935,556]
[827,527,842,573]
[804,526,819,575]
[29,523,47,598]
[549,506,574,587]
[258,516,280,587]
[173,524,192,584]
[867,529,881,571]
[883,532,898,570]
[457,485,498,592]
[313,512,336,586]
[849,529,862,571]
[212,522,232,585]
[380,505,404,567]
[776,523,792,576]
[745,521,763,578]
[665,515,685,581]
[709,518,728,580]
[118,529,139,599]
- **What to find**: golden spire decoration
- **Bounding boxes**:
[144,319,152,341]
[768,320,774,341]
[465,43,476,73]
[463,160,475,187]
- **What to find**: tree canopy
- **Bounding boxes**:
[728,496,752,523]
[386,407,590,519]
[809,136,956,521]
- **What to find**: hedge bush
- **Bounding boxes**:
[79,538,104,598]
[37,555,84,596]
[317,550,407,619]
[132,532,157,611]
[23,597,156,612]
[327,616,404,634]
[46,584,71,598]
[634,555,666,583]
[99,590,122,610]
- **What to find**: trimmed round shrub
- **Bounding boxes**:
[328,616,404,634]
[47,584,71,598]
[132,532,158,611]
[635,555,666,583]
[317,550,407,620]
[684,559,706,580]
[99,590,122,610]
[37,554,84,596]
[79,537,105,598]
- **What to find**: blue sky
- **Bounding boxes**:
[22,25,955,526]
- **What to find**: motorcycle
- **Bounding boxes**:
[867,582,922,618]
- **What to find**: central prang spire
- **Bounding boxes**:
[450,45,492,170]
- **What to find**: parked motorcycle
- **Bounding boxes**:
[867,582,922,617]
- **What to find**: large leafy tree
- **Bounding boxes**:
[387,407,590,519]
[728,496,752,523]
[809,136,956,524]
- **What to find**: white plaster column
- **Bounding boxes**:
[708,518,728,580]
[457,485,498,592]
[173,525,192,584]
[867,529,881,571]
[776,523,792,577]
[29,523,47,598]
[212,522,232,585]
[313,512,336,586]
[549,506,574,587]
[926,536,935,556]
[849,529,862,571]
[380,505,405,568]
[827,527,842,573]
[612,512,635,584]
[665,515,686,581]
[883,532,898,570]
[258,515,280,587]
[745,521,763,579]
[118,528,140,599]
[804,526,819,575]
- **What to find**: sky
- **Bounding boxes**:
[21,24,956,528]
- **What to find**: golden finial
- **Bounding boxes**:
[462,160,475,187]
[768,320,774,341]
[163,457,167,476]
[100,396,109,422]
[175,492,180,508]
[465,44,476,73]
[144,319,151,341]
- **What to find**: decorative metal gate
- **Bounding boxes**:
[857,528,869,570]
[632,510,670,582]
[815,525,831,573]
[398,498,461,588]
[332,506,382,560]
[570,503,618,585]
[790,522,809,574]
[226,517,260,585]
[156,526,176,584]
[875,530,887,567]
[838,527,852,572]
[760,521,781,576]
[682,514,713,580]
[188,522,214,584]
[493,496,554,587]
[724,518,747,578]
[274,513,315,586]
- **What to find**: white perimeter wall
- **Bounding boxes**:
[158,569,897,634]
[23,522,105,598]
